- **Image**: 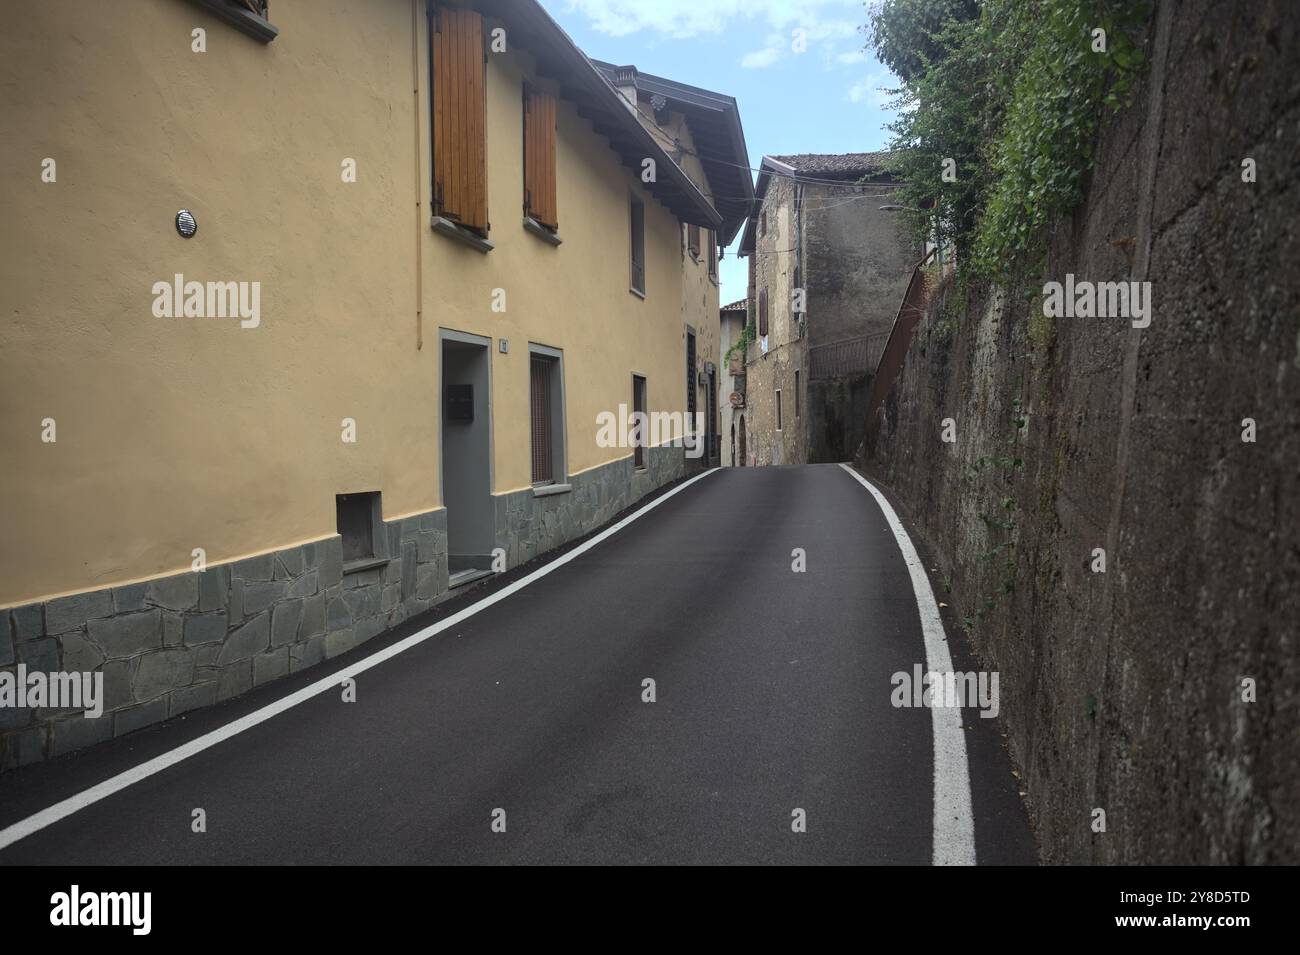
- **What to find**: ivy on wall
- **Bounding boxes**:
[869,0,1152,280]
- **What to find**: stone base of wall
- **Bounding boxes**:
[1,448,689,772]
[0,508,449,771]
[494,446,685,569]
[809,372,872,464]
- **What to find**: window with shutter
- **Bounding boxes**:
[523,85,558,230]
[687,223,700,259]
[707,229,717,278]
[758,288,769,337]
[432,6,488,234]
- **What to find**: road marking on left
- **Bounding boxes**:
[0,467,720,852]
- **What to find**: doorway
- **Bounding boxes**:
[737,414,747,467]
[441,332,494,585]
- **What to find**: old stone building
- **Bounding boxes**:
[737,153,919,465]
[719,299,747,466]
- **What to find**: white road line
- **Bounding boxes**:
[838,463,976,866]
[0,467,721,852]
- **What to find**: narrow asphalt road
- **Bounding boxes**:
[0,464,1036,865]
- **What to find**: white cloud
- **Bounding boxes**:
[836,50,868,64]
[554,0,862,41]
[741,45,785,69]
[847,74,892,106]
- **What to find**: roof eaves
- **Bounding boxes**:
[497,2,722,229]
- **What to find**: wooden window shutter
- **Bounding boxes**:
[432,6,488,233]
[759,288,769,337]
[523,85,558,230]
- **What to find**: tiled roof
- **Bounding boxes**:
[721,299,747,312]
[769,151,893,177]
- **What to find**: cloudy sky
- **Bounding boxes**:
[538,0,898,303]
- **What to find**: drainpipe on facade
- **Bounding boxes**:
[412,0,424,350]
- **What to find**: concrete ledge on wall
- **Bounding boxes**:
[186,0,278,42]
[532,483,572,498]
[522,217,563,246]
[432,216,494,253]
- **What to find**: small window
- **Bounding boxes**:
[775,388,783,431]
[707,229,717,279]
[687,223,700,260]
[760,211,767,237]
[794,370,800,418]
[629,195,646,295]
[530,349,564,484]
[523,85,558,230]
[686,330,697,418]
[632,374,647,469]
[336,492,379,563]
[758,288,769,337]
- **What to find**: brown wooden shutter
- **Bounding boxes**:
[687,223,700,257]
[432,6,488,233]
[759,288,769,336]
[523,85,558,230]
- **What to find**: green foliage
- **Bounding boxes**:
[974,0,1150,274]
[724,322,755,365]
[867,0,979,84]
[870,0,1152,281]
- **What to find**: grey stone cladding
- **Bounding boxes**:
[494,446,685,569]
[0,508,448,771]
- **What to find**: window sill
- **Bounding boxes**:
[523,217,562,246]
[188,0,278,42]
[629,286,646,300]
[343,556,390,575]
[432,216,494,253]
[532,483,572,498]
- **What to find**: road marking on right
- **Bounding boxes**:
[838,463,976,866]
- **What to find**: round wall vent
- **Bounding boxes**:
[175,209,198,238]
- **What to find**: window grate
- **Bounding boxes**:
[686,331,696,418]
[633,375,647,469]
[530,356,553,483]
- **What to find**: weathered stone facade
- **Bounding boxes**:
[742,171,807,467]
[738,154,918,466]
[1,508,449,770]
